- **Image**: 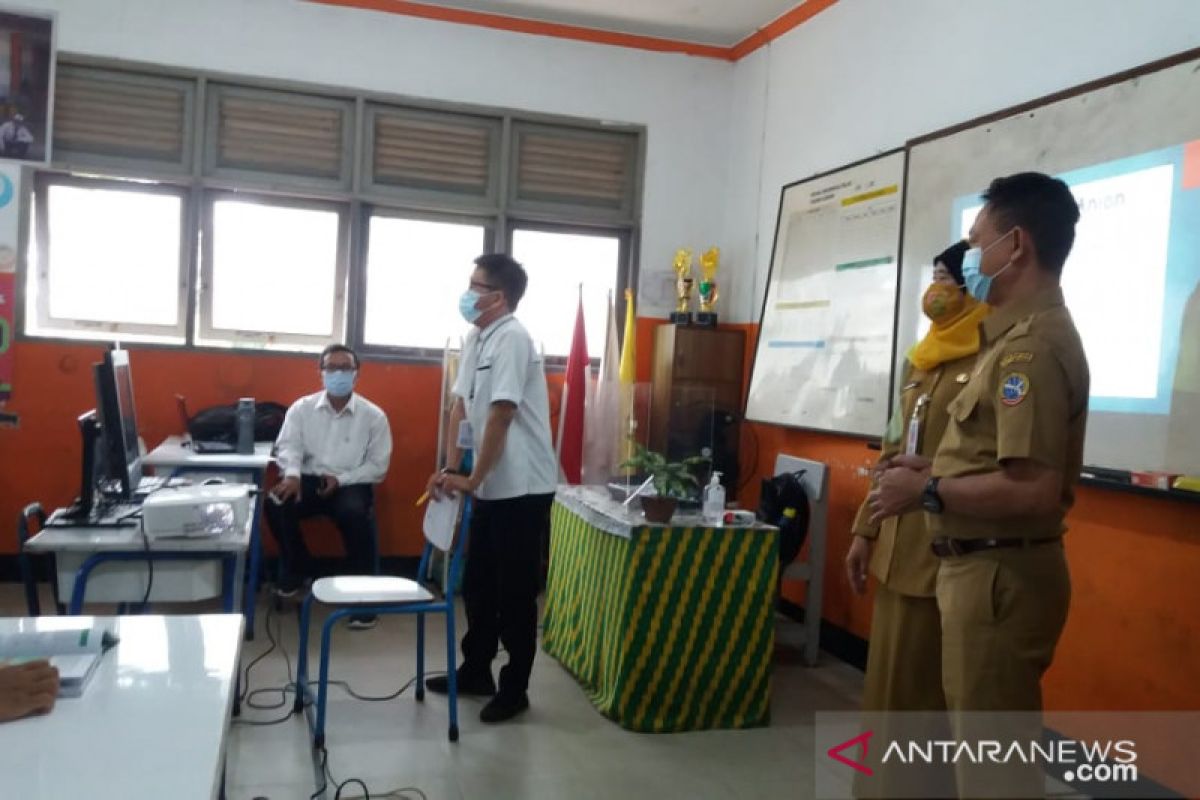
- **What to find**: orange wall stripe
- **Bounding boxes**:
[729,0,839,61]
[306,0,838,62]
[308,0,734,60]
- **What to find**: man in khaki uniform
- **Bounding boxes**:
[871,172,1089,795]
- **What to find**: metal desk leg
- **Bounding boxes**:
[243,468,265,641]
[231,550,246,619]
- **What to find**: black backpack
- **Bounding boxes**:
[186,401,288,445]
[759,470,811,569]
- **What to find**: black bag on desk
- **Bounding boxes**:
[759,470,811,568]
[186,400,287,444]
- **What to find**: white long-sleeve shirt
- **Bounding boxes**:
[274,391,392,486]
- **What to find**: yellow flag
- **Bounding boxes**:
[618,287,636,385]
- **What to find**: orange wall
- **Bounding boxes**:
[6,320,1199,712]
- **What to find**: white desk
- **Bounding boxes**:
[24,514,252,616]
[144,435,274,638]
[0,614,243,800]
[142,435,274,472]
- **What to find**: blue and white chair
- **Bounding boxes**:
[293,494,471,746]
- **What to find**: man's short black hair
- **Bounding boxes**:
[934,240,970,287]
[319,343,359,369]
[474,253,528,310]
[981,172,1080,274]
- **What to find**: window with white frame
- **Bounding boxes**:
[27,176,187,343]
[25,59,642,359]
[510,227,622,357]
[363,214,488,351]
[198,196,347,348]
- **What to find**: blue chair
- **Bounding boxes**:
[16,503,65,616]
[294,494,472,746]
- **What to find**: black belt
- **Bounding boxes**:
[930,536,1061,558]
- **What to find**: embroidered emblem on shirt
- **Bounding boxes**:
[1000,372,1030,407]
[1001,351,1035,367]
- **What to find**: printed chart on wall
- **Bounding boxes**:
[746,150,905,436]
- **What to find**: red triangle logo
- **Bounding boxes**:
[827,730,874,776]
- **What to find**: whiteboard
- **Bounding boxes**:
[901,49,1200,474]
[745,150,905,436]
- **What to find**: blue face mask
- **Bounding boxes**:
[961,230,1015,302]
[459,290,484,324]
[322,369,356,398]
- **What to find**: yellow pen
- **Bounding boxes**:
[415,491,430,507]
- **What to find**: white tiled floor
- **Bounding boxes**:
[2,584,865,800]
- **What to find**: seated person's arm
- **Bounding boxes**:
[0,661,59,723]
[272,404,305,502]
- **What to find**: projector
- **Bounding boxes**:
[141,484,253,539]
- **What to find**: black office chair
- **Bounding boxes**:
[16,503,65,616]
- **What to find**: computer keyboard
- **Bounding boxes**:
[47,502,143,528]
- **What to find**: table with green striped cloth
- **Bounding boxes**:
[541,486,779,733]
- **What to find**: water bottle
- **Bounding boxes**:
[236,397,255,455]
[702,472,726,526]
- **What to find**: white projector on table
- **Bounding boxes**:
[141,484,252,539]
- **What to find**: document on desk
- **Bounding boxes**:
[423,495,461,551]
[0,626,116,697]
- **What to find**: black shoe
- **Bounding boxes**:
[347,614,377,630]
[425,671,496,697]
[480,692,529,723]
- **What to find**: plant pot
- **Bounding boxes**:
[640,495,678,524]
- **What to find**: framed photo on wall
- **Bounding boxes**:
[0,7,53,164]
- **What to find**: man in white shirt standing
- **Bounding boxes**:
[267,344,393,629]
[424,254,557,723]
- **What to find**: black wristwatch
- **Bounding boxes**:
[921,477,944,514]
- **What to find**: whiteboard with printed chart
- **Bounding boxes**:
[745,150,906,437]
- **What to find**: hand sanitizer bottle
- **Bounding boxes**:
[702,472,725,526]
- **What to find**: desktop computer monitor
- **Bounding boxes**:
[94,348,143,500]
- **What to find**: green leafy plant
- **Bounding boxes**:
[619,445,709,499]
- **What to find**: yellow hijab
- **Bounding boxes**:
[907,295,990,372]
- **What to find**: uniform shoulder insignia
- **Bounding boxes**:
[999,372,1030,407]
[1000,351,1035,367]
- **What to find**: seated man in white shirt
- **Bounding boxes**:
[266,344,393,628]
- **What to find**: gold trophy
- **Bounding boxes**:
[670,248,694,325]
[697,247,720,326]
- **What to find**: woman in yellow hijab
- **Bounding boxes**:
[844,242,989,792]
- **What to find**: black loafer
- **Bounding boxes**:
[426,672,496,697]
[480,693,529,723]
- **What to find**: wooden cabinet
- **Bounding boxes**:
[649,325,744,499]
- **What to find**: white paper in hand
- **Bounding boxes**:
[423,494,461,552]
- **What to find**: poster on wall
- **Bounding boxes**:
[745,150,907,436]
[0,162,17,399]
[0,8,53,164]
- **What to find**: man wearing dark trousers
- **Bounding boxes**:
[425,254,557,723]
[266,343,393,629]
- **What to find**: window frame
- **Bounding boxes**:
[197,190,351,351]
[21,55,645,363]
[29,171,191,343]
[353,204,498,362]
[505,218,635,365]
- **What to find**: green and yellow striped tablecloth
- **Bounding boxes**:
[541,486,779,733]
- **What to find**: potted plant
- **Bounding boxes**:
[619,445,708,524]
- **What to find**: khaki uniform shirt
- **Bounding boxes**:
[930,287,1090,540]
[852,353,979,597]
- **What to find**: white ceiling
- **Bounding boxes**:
[415,0,803,47]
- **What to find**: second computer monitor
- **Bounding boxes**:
[94,348,143,499]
